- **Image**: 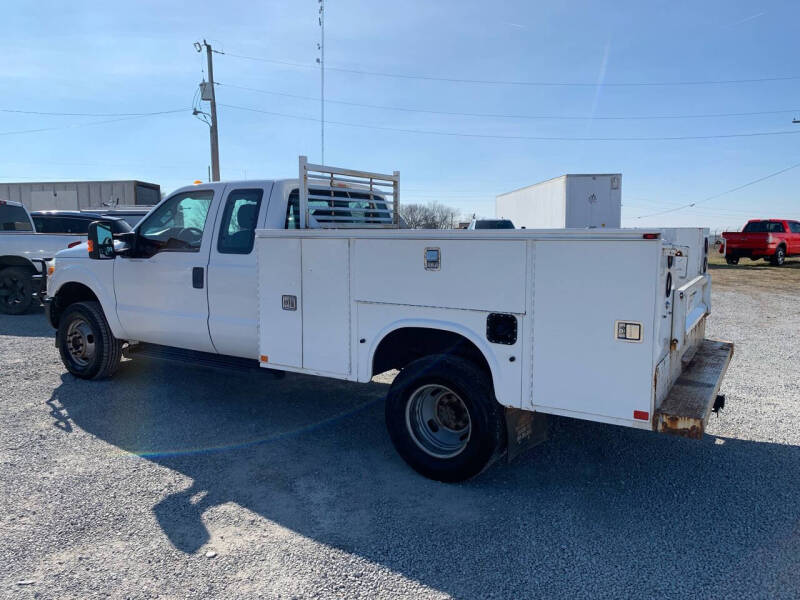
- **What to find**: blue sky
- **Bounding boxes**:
[2,0,800,230]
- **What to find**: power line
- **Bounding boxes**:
[0,109,189,137]
[218,102,800,142]
[217,81,800,121]
[216,82,800,122]
[0,107,187,117]
[215,49,800,88]
[634,160,800,219]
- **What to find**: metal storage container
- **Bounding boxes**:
[496,174,621,229]
[0,180,160,211]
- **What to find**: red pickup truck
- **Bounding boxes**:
[721,219,800,265]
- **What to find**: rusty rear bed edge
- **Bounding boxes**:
[654,339,734,439]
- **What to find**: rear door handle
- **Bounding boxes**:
[192,267,204,289]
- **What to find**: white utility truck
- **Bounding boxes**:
[0,200,90,314]
[46,158,732,481]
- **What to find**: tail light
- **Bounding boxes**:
[767,234,775,245]
[642,233,660,239]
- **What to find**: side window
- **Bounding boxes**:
[138,190,214,253]
[789,222,800,234]
[63,218,91,234]
[217,189,263,254]
[0,205,34,231]
[285,190,300,229]
[769,222,785,233]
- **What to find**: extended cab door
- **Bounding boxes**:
[206,184,273,358]
[114,187,220,352]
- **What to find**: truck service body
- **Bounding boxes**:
[45,159,733,481]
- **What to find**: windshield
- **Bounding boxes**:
[475,220,514,230]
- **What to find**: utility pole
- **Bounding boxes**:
[318,0,325,164]
[195,40,220,181]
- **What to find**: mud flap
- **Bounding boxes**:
[505,408,548,462]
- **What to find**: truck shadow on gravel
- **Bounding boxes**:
[50,361,800,599]
[0,308,52,338]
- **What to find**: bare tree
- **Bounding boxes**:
[399,201,461,229]
[398,203,429,229]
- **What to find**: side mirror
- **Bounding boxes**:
[88,221,115,260]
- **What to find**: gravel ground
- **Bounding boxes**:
[1,263,799,599]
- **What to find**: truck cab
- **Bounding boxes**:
[47,178,392,357]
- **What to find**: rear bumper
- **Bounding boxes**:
[725,244,778,258]
[654,339,734,439]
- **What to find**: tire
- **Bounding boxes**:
[0,266,34,315]
[725,257,739,265]
[771,246,786,266]
[57,301,122,380]
[385,355,506,482]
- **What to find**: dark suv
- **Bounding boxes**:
[30,211,132,235]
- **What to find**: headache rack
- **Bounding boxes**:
[299,155,400,228]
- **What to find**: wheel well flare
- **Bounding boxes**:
[372,327,491,377]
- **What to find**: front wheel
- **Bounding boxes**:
[0,266,34,315]
[771,246,786,266]
[57,301,122,379]
[385,355,506,482]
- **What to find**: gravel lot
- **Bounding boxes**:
[1,261,799,599]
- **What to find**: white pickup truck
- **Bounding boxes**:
[46,158,733,481]
[0,200,89,314]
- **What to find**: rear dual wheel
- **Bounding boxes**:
[385,355,506,482]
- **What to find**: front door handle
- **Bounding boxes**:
[192,267,204,289]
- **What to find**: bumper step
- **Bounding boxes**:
[655,339,734,439]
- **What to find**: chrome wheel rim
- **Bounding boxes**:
[405,384,471,459]
[65,318,96,367]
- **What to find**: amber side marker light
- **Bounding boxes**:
[47,265,55,276]
[87,240,94,254]
[259,355,268,363]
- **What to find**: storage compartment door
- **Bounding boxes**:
[530,240,659,423]
[257,238,302,368]
[302,238,351,376]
